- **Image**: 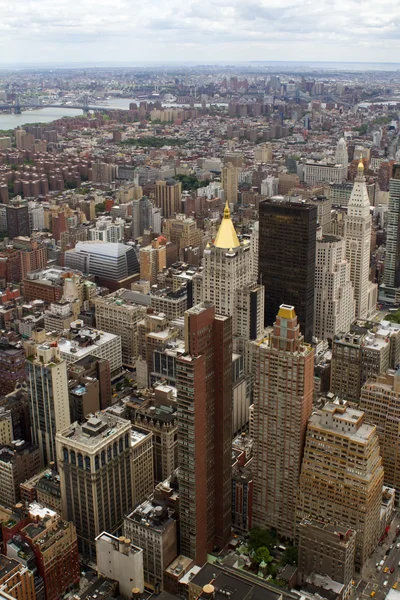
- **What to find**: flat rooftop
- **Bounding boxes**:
[58,413,131,449]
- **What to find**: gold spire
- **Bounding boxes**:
[358,159,364,171]
[214,201,240,249]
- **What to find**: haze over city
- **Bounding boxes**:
[2,0,400,64]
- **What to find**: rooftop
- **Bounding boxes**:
[57,412,131,449]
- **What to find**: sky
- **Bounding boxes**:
[2,0,400,65]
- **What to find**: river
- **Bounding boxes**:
[0,97,227,131]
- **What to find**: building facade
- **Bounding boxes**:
[259,199,317,342]
[252,305,314,539]
[314,234,356,342]
[344,161,377,319]
[177,302,232,564]
[296,401,384,570]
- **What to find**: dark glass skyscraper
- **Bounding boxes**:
[259,199,317,342]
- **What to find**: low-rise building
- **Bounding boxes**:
[124,501,178,592]
[95,532,144,597]
[0,442,41,508]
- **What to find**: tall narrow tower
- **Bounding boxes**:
[177,302,232,564]
[382,164,400,302]
[344,161,377,319]
[221,162,238,205]
[252,305,314,539]
[335,137,349,172]
[26,336,70,466]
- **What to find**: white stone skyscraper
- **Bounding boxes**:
[314,234,356,341]
[344,161,377,319]
[192,202,256,318]
[335,137,349,172]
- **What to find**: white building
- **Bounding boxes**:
[89,217,125,243]
[314,234,356,342]
[26,337,70,466]
[57,321,122,375]
[192,202,255,317]
[344,161,377,319]
[303,160,348,186]
[335,137,349,172]
[95,533,144,597]
[28,202,45,231]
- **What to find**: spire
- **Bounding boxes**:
[357,159,364,176]
[214,201,240,249]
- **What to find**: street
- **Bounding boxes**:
[354,514,400,600]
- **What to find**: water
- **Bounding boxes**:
[0,97,228,131]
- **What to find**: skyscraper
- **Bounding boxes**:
[221,162,238,205]
[155,180,182,218]
[192,202,254,317]
[177,302,232,564]
[132,196,153,240]
[259,199,317,342]
[26,334,70,466]
[56,413,154,558]
[6,204,30,239]
[296,400,383,570]
[252,305,314,538]
[344,161,377,319]
[335,137,349,173]
[382,164,400,303]
[314,234,355,342]
[360,369,400,501]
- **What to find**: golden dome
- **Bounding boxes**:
[214,201,240,249]
[358,160,364,170]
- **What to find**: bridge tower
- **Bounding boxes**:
[14,95,21,115]
[82,95,89,113]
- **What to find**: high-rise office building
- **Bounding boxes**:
[221,162,238,205]
[259,199,317,342]
[26,338,70,466]
[56,413,153,558]
[296,400,383,569]
[331,331,390,403]
[335,137,349,173]
[95,289,145,368]
[139,239,167,286]
[252,305,314,538]
[177,302,232,564]
[360,369,400,501]
[192,202,255,318]
[132,196,153,240]
[155,180,182,218]
[344,161,377,319]
[382,164,400,303]
[314,234,356,342]
[163,214,203,255]
[6,204,30,239]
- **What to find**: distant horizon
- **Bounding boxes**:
[1,59,400,72]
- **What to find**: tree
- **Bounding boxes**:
[254,546,273,566]
[283,546,298,566]
[95,202,106,213]
[248,526,275,551]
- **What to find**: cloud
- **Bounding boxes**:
[1,0,400,63]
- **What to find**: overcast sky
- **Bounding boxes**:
[2,0,400,65]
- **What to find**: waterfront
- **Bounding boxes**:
[0,97,227,130]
